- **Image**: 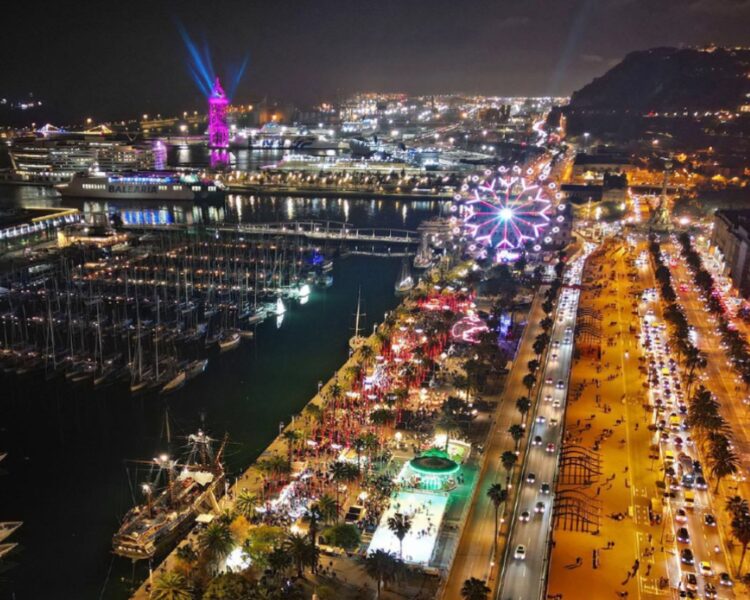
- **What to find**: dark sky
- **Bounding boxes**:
[3,0,750,123]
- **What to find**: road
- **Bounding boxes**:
[498,248,590,600]
[441,290,546,599]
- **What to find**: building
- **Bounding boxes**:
[711,209,750,297]
[0,207,80,252]
[571,152,633,183]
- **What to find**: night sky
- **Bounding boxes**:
[3,0,750,122]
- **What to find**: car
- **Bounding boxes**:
[546,442,556,453]
[514,544,526,560]
[526,473,536,483]
[680,548,694,564]
[700,561,713,577]
[676,527,690,543]
[540,482,550,494]
[683,572,698,592]
[719,572,733,587]
[545,377,553,385]
[519,511,530,522]
[704,513,716,527]
[552,399,562,408]
[704,582,717,599]
[551,353,558,360]
[535,501,545,513]
[556,380,564,389]
[549,418,559,426]
[695,476,707,490]
[544,394,553,402]
[533,435,543,446]
[563,337,572,345]
[675,508,688,523]
[552,340,560,348]
[536,415,546,424]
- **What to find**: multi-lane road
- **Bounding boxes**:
[498,249,589,600]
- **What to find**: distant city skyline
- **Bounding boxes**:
[3,0,750,122]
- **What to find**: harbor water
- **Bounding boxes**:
[0,186,441,599]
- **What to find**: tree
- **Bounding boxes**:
[317,493,339,525]
[708,434,739,493]
[731,511,750,574]
[329,461,359,512]
[267,546,293,582]
[387,512,412,560]
[363,550,400,599]
[284,532,317,578]
[242,525,286,570]
[522,373,537,395]
[199,522,235,573]
[461,577,491,600]
[727,496,749,520]
[501,451,517,483]
[515,396,532,421]
[234,490,258,520]
[486,483,507,557]
[508,423,525,450]
[174,543,198,579]
[434,413,461,451]
[303,504,323,551]
[202,572,252,600]
[527,359,540,374]
[323,523,361,551]
[281,429,300,464]
[151,571,192,600]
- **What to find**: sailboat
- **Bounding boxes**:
[349,288,367,351]
[0,522,22,543]
[394,257,415,294]
[413,236,433,269]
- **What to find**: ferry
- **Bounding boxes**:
[56,171,225,204]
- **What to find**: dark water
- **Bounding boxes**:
[0,187,441,599]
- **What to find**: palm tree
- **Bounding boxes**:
[527,359,540,374]
[267,546,292,583]
[198,522,234,573]
[727,495,749,519]
[329,461,358,512]
[235,490,258,520]
[174,543,198,579]
[515,396,532,421]
[317,493,339,524]
[508,424,525,451]
[501,450,517,484]
[461,577,491,600]
[486,484,507,557]
[732,511,750,573]
[434,413,461,451]
[281,429,300,464]
[303,504,323,554]
[359,344,375,366]
[708,434,739,493]
[386,512,412,560]
[284,532,317,578]
[363,550,399,599]
[522,373,536,396]
[151,571,192,600]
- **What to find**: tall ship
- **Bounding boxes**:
[112,430,228,560]
[57,171,225,204]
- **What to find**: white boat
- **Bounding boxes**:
[160,371,186,395]
[218,331,241,353]
[0,543,17,559]
[273,297,286,316]
[0,522,22,543]
[395,258,415,294]
[185,359,208,381]
[413,237,433,269]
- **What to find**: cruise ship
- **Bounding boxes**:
[56,171,225,203]
[231,122,347,151]
[1,138,156,185]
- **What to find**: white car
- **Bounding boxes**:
[514,544,526,560]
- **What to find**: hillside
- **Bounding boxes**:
[569,46,750,111]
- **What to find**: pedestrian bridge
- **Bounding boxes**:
[213,220,421,245]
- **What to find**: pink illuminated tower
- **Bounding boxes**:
[208,77,229,149]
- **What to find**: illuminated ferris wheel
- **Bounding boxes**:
[451,165,565,256]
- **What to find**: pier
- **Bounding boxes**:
[123,220,422,245]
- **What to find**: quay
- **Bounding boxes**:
[121,219,422,245]
[224,183,453,201]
